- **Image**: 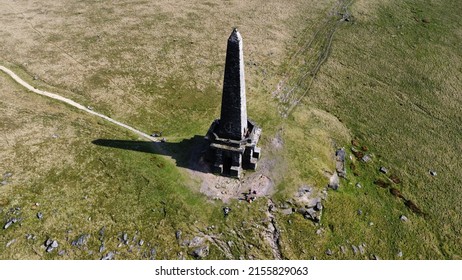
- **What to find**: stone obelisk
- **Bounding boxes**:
[205,28,262,178]
[217,28,248,140]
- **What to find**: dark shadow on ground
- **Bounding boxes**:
[92,135,212,173]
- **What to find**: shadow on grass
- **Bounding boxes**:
[92,135,211,173]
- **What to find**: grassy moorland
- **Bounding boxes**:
[1,0,461,259]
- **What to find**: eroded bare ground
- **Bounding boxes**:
[184,131,286,204]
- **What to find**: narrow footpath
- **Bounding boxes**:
[0,65,157,141]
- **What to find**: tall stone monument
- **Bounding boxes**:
[205,28,262,178]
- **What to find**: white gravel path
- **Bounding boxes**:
[0,65,157,141]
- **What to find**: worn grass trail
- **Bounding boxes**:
[0,65,156,142]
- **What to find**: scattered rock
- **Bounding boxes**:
[358,244,365,255]
[352,245,359,255]
[139,239,144,246]
[355,183,362,188]
[101,251,115,260]
[357,209,363,216]
[340,246,346,254]
[44,238,58,253]
[175,230,182,240]
[3,218,18,230]
[99,226,106,237]
[6,239,16,247]
[397,250,403,258]
[1,181,7,186]
[44,239,53,247]
[71,234,90,247]
[189,237,204,247]
[3,172,13,179]
[400,215,409,222]
[306,197,321,208]
[190,245,209,259]
[280,208,293,215]
[58,250,66,256]
[223,207,231,216]
[149,248,156,260]
[33,75,39,80]
[315,228,323,235]
[37,212,43,220]
[361,155,371,163]
[371,254,380,260]
[328,173,339,190]
[429,170,437,176]
[379,167,388,174]
[122,233,128,243]
[99,244,105,253]
[369,222,374,226]
[326,249,333,256]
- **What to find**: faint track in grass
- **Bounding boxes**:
[0,65,157,142]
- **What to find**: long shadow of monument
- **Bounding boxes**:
[92,135,212,174]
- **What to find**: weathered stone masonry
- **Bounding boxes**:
[205,29,262,178]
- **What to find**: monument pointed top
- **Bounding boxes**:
[229,28,242,42]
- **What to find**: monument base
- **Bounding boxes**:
[205,119,261,178]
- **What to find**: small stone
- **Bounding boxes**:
[326,249,333,256]
[191,245,209,259]
[99,226,106,237]
[45,238,53,247]
[379,167,388,174]
[101,251,115,260]
[3,220,14,230]
[397,250,403,258]
[371,254,380,260]
[6,239,16,247]
[361,155,371,162]
[122,233,128,242]
[352,245,359,255]
[51,240,59,248]
[37,212,43,219]
[175,230,182,240]
[358,244,365,255]
[3,172,13,178]
[357,209,363,215]
[355,183,362,188]
[46,246,54,253]
[223,207,231,216]
[99,244,105,253]
[139,239,144,246]
[58,250,65,256]
[33,75,39,80]
[400,215,408,222]
[316,229,323,235]
[1,181,7,186]
[71,234,90,247]
[340,246,346,254]
[429,170,437,176]
[328,173,340,190]
[369,222,374,226]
